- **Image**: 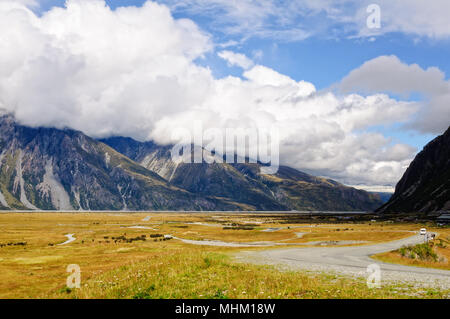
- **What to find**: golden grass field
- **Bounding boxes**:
[0,212,448,299]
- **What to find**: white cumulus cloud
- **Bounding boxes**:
[218,50,254,70]
[340,55,450,134]
[0,0,435,188]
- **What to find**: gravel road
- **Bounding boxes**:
[236,234,450,289]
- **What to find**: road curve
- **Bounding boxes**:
[236,234,450,289]
[58,233,76,245]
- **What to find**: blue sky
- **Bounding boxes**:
[32,0,450,152]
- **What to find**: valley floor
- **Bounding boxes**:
[0,212,448,299]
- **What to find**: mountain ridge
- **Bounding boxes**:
[101,136,383,211]
[377,126,450,214]
[0,115,243,211]
[0,115,383,211]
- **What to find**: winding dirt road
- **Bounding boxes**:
[237,234,450,289]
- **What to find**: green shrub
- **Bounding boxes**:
[203,257,212,268]
[436,239,447,248]
[397,243,438,262]
[212,289,228,299]
[132,285,155,299]
[59,287,72,294]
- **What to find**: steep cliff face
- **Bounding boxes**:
[102,137,383,211]
[0,116,240,211]
[377,126,450,213]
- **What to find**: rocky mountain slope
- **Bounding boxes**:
[377,126,450,213]
[0,115,240,211]
[102,137,383,211]
[0,115,383,211]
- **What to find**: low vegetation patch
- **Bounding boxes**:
[397,243,439,262]
[223,223,255,230]
[223,226,255,230]
[373,237,450,270]
[110,235,146,243]
[0,241,27,248]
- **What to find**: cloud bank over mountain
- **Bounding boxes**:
[0,0,446,188]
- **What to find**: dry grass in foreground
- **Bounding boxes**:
[51,249,447,299]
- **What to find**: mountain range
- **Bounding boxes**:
[0,114,383,211]
[101,136,384,211]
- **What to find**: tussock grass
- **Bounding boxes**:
[51,249,443,299]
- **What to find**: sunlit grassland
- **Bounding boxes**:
[54,249,447,299]
[0,212,448,299]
